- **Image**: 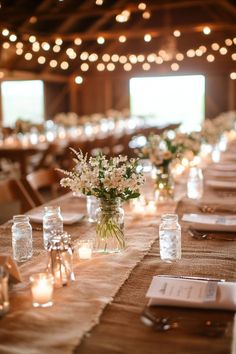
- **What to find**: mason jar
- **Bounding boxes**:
[159,213,181,263]
[12,215,33,262]
[187,167,204,199]
[95,198,125,253]
[43,206,63,250]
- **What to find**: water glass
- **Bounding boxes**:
[0,266,9,315]
[159,214,181,263]
[11,215,33,262]
[187,167,203,200]
[86,196,99,223]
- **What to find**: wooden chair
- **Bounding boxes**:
[0,178,35,214]
[23,167,66,205]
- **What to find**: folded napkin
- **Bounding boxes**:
[206,179,236,189]
[182,213,236,232]
[146,276,236,310]
[28,211,84,225]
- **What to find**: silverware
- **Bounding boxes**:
[140,308,229,337]
[157,275,225,282]
[188,227,236,241]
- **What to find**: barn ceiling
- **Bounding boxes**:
[0,0,235,80]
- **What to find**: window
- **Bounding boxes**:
[1,80,44,127]
[129,75,205,131]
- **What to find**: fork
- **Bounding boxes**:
[188,227,236,241]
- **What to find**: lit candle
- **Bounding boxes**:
[76,240,93,260]
[30,273,54,307]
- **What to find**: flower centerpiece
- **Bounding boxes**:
[137,131,201,200]
[58,149,144,253]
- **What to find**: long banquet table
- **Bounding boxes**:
[1,155,236,353]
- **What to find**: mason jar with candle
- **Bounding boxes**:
[187,167,203,200]
[159,213,181,263]
[30,273,54,307]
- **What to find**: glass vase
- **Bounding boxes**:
[154,164,174,201]
[95,198,125,253]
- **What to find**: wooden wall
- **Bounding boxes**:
[64,73,236,118]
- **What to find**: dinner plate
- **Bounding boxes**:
[28,211,84,225]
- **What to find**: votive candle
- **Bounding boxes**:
[30,273,54,307]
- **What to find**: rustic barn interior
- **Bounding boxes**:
[1,1,236,354]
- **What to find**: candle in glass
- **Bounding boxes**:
[76,240,93,260]
[30,273,54,307]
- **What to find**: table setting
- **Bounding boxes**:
[1,115,236,354]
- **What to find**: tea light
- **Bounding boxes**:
[146,201,157,215]
[76,240,93,260]
[30,273,54,307]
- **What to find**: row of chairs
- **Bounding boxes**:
[0,168,65,223]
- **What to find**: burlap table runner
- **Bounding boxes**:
[0,195,177,354]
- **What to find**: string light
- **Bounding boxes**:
[116,10,130,23]
[144,34,152,42]
[129,54,138,64]
[138,3,146,10]
[155,56,163,64]
[142,11,151,19]
[195,49,203,56]
[118,35,126,43]
[75,76,83,84]
[97,63,105,71]
[49,59,57,68]
[107,63,115,71]
[171,63,179,71]
[147,53,156,62]
[95,0,103,5]
[42,42,50,51]
[2,42,10,49]
[53,45,61,53]
[38,56,46,64]
[80,51,89,60]
[230,72,236,80]
[24,52,32,60]
[206,54,215,62]
[232,53,236,61]
[225,38,233,46]
[176,53,184,61]
[119,55,127,64]
[142,62,150,70]
[9,34,17,42]
[0,72,4,79]
[124,63,132,71]
[32,42,40,52]
[186,49,195,58]
[29,16,37,24]
[219,47,227,55]
[88,53,98,62]
[2,28,9,36]
[173,30,181,37]
[74,37,82,45]
[137,54,145,62]
[29,35,36,43]
[211,43,219,51]
[111,54,119,62]
[16,48,23,55]
[81,63,89,71]
[102,53,110,62]
[97,36,105,44]
[60,61,69,70]
[55,38,63,45]
[203,26,211,35]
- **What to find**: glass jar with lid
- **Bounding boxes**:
[159,213,181,263]
[11,215,33,262]
[43,206,63,249]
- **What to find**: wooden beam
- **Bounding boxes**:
[0,0,227,22]
[26,22,236,42]
[219,0,236,19]
[0,69,68,82]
